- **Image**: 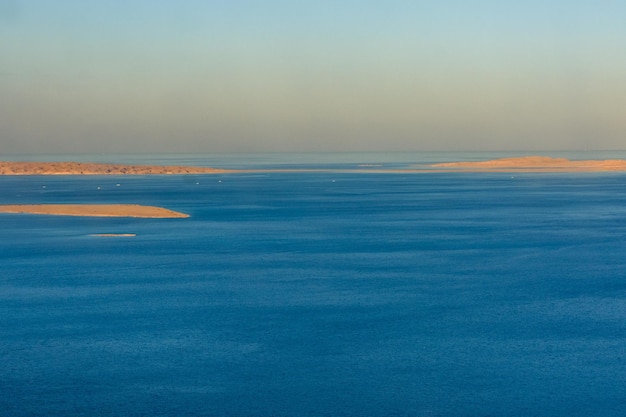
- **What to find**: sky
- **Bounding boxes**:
[1,0,626,153]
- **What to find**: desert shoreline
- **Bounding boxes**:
[429,156,626,172]
[2,156,626,176]
[0,161,233,175]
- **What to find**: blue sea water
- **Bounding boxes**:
[2,153,626,416]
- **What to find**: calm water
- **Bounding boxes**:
[2,153,626,416]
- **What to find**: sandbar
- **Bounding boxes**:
[431,156,626,172]
[90,233,137,237]
[0,161,232,175]
[0,204,189,218]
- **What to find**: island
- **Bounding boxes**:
[0,204,189,218]
[0,161,232,175]
[431,156,626,172]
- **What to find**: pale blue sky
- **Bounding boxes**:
[2,0,626,153]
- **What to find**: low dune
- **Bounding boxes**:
[432,156,626,172]
[0,204,189,218]
[0,161,232,175]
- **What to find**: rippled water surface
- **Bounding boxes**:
[2,153,626,416]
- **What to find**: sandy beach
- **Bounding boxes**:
[0,161,232,175]
[0,204,189,218]
[431,156,626,172]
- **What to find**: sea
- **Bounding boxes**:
[2,151,626,417]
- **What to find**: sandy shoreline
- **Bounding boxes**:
[0,161,232,175]
[0,204,189,218]
[431,156,626,172]
[0,158,622,219]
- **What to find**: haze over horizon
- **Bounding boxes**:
[2,1,625,154]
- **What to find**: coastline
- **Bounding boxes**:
[0,161,233,175]
[430,156,626,172]
[3,156,626,175]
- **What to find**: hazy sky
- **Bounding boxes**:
[2,0,626,153]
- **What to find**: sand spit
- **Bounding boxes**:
[0,161,232,175]
[0,204,189,218]
[431,156,626,172]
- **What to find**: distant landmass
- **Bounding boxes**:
[0,161,232,175]
[432,156,626,172]
[2,157,626,175]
